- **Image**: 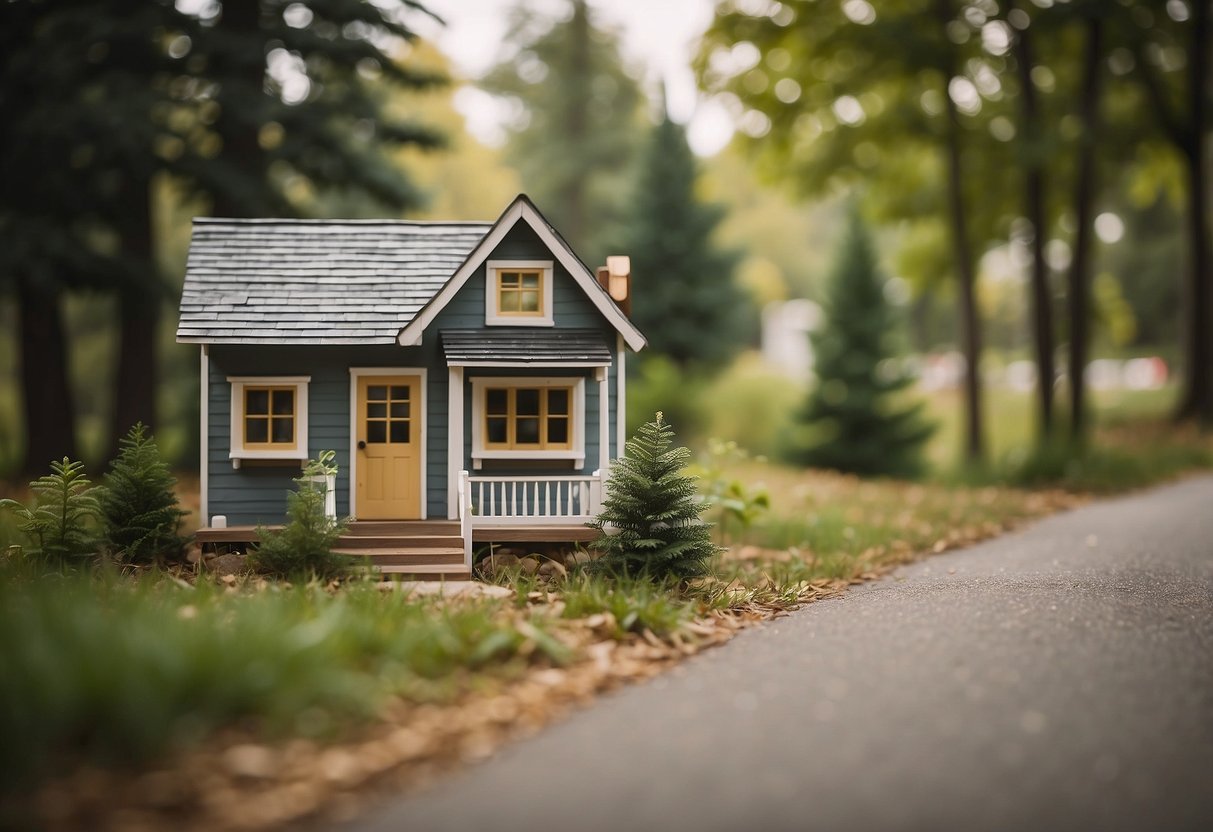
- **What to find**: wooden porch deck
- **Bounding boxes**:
[195,520,599,581]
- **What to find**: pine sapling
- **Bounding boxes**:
[0,458,102,565]
[589,413,721,579]
[250,451,349,579]
[100,423,189,565]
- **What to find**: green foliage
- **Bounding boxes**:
[690,439,771,545]
[784,209,934,477]
[590,413,721,580]
[250,452,349,579]
[0,564,567,794]
[480,0,644,261]
[558,571,695,639]
[0,458,101,565]
[615,111,748,369]
[99,423,188,565]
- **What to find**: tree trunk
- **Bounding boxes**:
[109,167,160,459]
[1068,15,1103,439]
[1014,16,1054,441]
[1174,0,1211,423]
[17,278,77,473]
[937,0,983,462]
[211,0,265,218]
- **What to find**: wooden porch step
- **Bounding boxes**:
[344,521,460,536]
[336,548,465,566]
[336,535,464,549]
[373,564,473,581]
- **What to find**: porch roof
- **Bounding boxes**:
[440,328,613,367]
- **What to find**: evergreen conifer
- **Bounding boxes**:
[251,452,349,579]
[590,413,719,579]
[784,209,934,477]
[100,423,188,565]
[616,109,747,369]
[1,458,101,565]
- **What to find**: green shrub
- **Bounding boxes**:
[0,458,101,566]
[250,451,350,578]
[589,413,721,580]
[100,423,189,565]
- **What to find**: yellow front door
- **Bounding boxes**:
[355,375,421,519]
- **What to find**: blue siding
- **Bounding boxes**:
[202,219,624,526]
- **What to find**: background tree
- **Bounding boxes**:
[614,108,747,369]
[784,209,934,478]
[697,0,987,461]
[481,0,644,262]
[0,0,446,471]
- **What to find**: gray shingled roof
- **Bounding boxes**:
[441,328,613,365]
[177,218,492,344]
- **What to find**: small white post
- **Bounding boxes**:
[458,470,472,570]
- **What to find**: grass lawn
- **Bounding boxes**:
[2,398,1211,830]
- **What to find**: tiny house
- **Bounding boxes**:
[178,195,645,578]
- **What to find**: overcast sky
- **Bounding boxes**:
[418,0,734,156]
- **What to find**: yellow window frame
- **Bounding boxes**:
[495,269,545,317]
[483,386,574,450]
[242,385,298,450]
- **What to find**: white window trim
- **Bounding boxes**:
[470,376,585,469]
[348,367,428,521]
[227,376,311,468]
[485,259,554,327]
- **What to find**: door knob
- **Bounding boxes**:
[357,440,367,450]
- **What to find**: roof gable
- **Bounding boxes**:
[395,195,646,352]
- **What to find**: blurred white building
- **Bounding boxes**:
[761,299,822,378]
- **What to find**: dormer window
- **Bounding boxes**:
[486,259,554,326]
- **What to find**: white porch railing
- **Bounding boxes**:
[466,471,605,524]
[456,469,608,570]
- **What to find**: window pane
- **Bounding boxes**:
[271,417,293,444]
[516,417,540,444]
[246,389,269,415]
[367,402,387,419]
[390,401,410,418]
[367,421,387,443]
[390,421,410,443]
[548,389,569,415]
[390,386,409,401]
[245,418,268,444]
[548,417,568,444]
[486,389,508,414]
[516,388,540,415]
[500,290,520,312]
[487,417,508,444]
[522,273,539,289]
[367,385,387,401]
[271,390,293,415]
[520,290,540,312]
[501,272,521,288]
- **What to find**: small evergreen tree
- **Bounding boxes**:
[100,423,188,565]
[616,109,748,369]
[589,413,720,579]
[250,451,349,579]
[0,458,101,565]
[784,208,934,477]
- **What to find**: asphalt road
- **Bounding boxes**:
[346,475,1213,832]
